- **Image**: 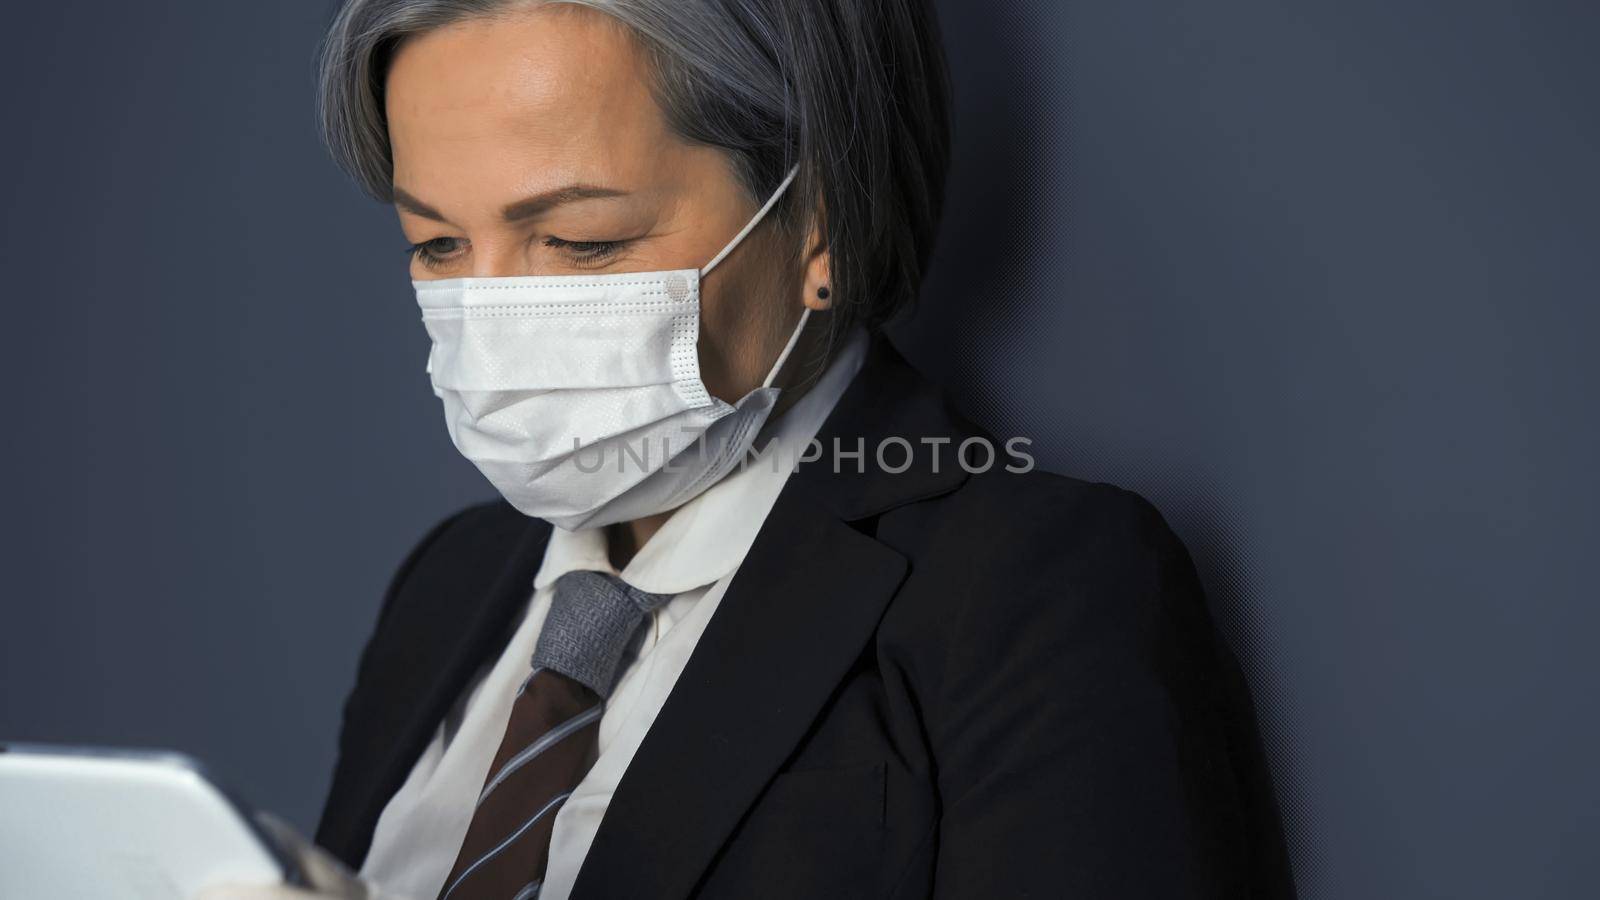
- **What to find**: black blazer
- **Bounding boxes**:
[316,336,1294,899]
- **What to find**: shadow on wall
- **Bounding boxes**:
[895,0,1300,890]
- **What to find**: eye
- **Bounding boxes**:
[544,236,627,268]
[406,237,467,270]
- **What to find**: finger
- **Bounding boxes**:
[253,811,312,857]
[297,845,369,898]
[250,811,366,898]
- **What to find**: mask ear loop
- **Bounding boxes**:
[695,163,810,392]
[699,164,801,278]
[761,307,811,390]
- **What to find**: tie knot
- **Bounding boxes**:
[531,570,674,699]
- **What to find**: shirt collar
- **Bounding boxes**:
[532,327,869,597]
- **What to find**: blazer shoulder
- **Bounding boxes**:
[892,470,1288,897]
[371,498,543,630]
[928,467,1195,584]
[885,468,1212,677]
[341,497,547,749]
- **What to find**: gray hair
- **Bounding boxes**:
[316,0,951,334]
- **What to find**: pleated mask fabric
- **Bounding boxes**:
[413,165,806,531]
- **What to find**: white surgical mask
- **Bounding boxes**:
[414,165,809,531]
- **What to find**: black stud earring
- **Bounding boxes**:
[816,285,831,301]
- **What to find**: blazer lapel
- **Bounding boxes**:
[320,509,552,866]
[569,336,973,899]
[568,490,908,899]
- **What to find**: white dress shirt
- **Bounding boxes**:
[359,329,867,900]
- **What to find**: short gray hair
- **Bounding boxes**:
[316,0,951,334]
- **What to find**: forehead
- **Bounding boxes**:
[384,7,671,193]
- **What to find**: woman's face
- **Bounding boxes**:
[386,6,826,404]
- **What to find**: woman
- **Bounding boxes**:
[208,1,1291,897]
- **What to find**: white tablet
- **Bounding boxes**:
[0,744,304,900]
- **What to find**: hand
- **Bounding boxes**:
[193,812,372,900]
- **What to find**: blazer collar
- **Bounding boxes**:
[795,332,977,520]
[568,334,974,899]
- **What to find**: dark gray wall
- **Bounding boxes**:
[2,3,1595,898]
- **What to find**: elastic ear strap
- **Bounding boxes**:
[761,306,812,390]
[700,164,802,278]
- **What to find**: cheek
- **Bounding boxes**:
[692,277,742,397]
[696,256,796,394]
[697,275,750,342]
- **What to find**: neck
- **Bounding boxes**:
[606,316,837,571]
[765,310,833,420]
[607,511,671,570]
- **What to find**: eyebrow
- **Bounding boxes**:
[391,184,630,224]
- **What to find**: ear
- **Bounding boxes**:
[799,203,833,311]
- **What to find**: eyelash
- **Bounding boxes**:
[405,236,627,271]
[544,236,626,267]
[406,237,464,271]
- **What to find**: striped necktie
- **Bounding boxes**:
[436,570,673,900]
